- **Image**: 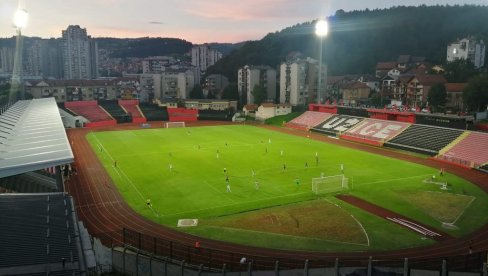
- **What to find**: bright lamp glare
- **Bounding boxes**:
[13,9,29,29]
[315,20,328,37]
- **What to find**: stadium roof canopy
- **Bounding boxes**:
[0,98,73,178]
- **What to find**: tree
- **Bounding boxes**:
[251,84,267,106]
[463,74,488,112]
[427,83,447,112]
[189,84,204,99]
[221,83,239,100]
[444,59,477,83]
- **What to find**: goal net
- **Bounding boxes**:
[165,121,186,128]
[312,174,348,194]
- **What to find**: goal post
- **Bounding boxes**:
[312,174,349,194]
[165,121,186,128]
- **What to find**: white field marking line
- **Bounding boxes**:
[350,215,370,246]
[322,198,370,246]
[423,191,476,225]
[451,196,476,225]
[387,217,439,237]
[161,191,310,217]
[117,164,163,216]
[91,133,115,162]
[92,132,162,216]
[203,180,236,203]
[353,174,433,187]
[395,218,440,236]
[203,225,370,247]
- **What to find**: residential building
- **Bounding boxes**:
[406,75,447,106]
[375,62,397,78]
[204,74,229,98]
[447,37,486,68]
[445,83,467,110]
[340,81,371,105]
[142,56,182,73]
[26,79,119,102]
[191,45,222,80]
[184,99,237,111]
[0,47,15,74]
[159,70,195,100]
[279,57,325,106]
[358,75,380,92]
[62,25,99,79]
[255,103,292,121]
[238,65,276,105]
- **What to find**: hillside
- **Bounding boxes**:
[205,5,488,82]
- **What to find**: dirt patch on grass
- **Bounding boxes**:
[202,199,367,245]
[399,191,475,223]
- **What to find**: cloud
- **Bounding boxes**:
[182,0,327,21]
[149,21,164,25]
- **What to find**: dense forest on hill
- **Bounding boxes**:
[205,5,488,82]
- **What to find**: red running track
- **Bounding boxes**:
[65,122,488,268]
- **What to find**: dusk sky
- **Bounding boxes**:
[1,0,486,44]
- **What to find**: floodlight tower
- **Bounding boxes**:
[315,19,328,104]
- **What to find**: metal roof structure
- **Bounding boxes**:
[0,98,74,178]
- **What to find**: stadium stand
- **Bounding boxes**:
[0,172,57,193]
[436,131,488,168]
[119,99,146,123]
[57,102,77,116]
[342,119,411,146]
[0,193,84,275]
[167,108,198,122]
[64,101,113,122]
[139,102,169,121]
[198,109,234,121]
[286,111,334,130]
[311,114,364,136]
[385,124,464,155]
[98,100,131,123]
[337,106,370,117]
[0,98,74,178]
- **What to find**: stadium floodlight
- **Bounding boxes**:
[315,19,328,104]
[13,9,29,29]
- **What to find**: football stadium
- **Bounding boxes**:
[2,97,488,275]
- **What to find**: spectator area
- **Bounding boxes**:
[436,131,488,168]
[99,100,130,123]
[286,111,335,131]
[139,103,169,121]
[119,100,146,123]
[64,101,113,123]
[311,115,364,135]
[168,108,198,122]
[0,193,81,274]
[341,119,411,146]
[385,124,464,155]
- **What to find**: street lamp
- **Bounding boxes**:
[11,9,29,101]
[315,19,328,104]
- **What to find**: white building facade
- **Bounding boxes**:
[279,57,325,106]
[191,45,222,80]
[62,25,99,79]
[446,37,486,68]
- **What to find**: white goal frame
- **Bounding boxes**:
[165,121,186,128]
[312,174,348,194]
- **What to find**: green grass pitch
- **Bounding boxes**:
[87,125,488,252]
